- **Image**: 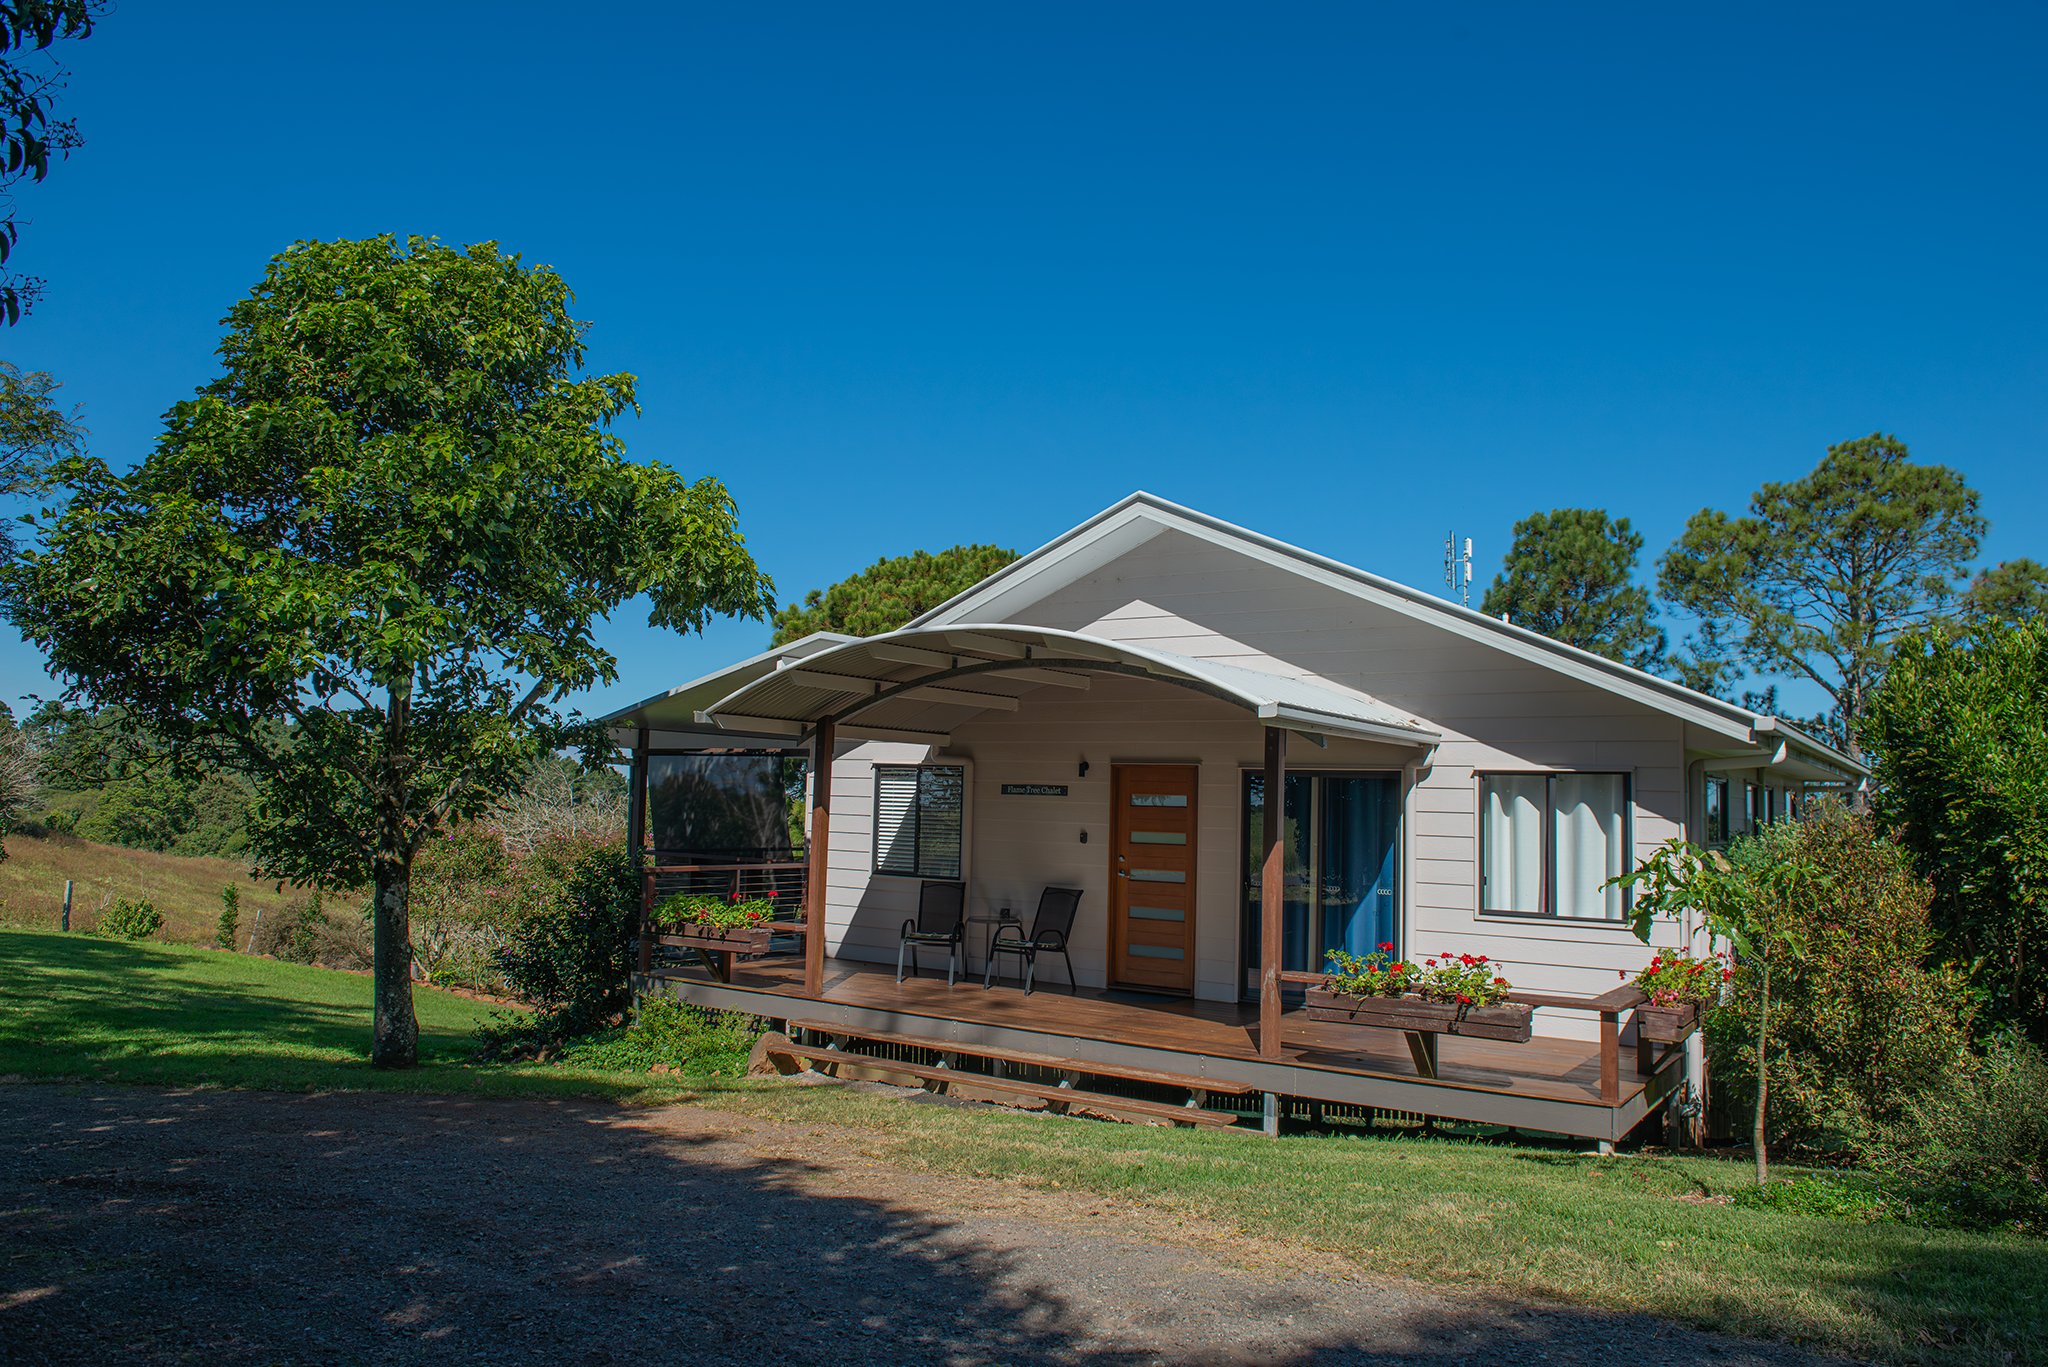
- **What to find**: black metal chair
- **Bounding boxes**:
[982,887,1083,995]
[897,880,967,985]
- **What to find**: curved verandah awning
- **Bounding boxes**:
[693,624,1443,749]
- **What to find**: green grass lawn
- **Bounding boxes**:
[0,928,727,1103]
[3,927,2042,1365]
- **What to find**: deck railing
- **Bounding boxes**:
[1277,971,1653,1105]
[636,860,810,973]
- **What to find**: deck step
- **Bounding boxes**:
[785,1019,1255,1096]
[773,1042,1246,1129]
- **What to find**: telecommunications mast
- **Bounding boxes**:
[1444,532,1472,608]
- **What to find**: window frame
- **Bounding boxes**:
[870,761,971,882]
[1704,773,1731,846]
[1474,770,1635,922]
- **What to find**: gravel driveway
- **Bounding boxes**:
[0,1084,1849,1366]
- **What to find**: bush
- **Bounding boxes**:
[91,898,162,941]
[1864,621,2048,1039]
[1706,806,1975,1152]
[408,826,515,991]
[247,893,371,969]
[216,884,240,950]
[1870,1036,2048,1233]
[491,834,641,1042]
[559,996,766,1076]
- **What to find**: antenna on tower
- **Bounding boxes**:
[1444,532,1473,608]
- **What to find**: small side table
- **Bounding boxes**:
[964,913,1021,979]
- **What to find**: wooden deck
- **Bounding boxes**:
[638,954,1684,1143]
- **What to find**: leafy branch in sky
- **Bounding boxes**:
[0,2,102,323]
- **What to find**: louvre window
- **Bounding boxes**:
[1479,772,1631,921]
[873,765,965,879]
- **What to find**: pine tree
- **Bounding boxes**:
[1479,509,1663,670]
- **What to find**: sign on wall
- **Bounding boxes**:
[1000,784,1069,797]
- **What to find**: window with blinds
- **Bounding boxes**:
[873,765,965,879]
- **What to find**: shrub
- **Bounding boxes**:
[246,893,371,969]
[91,898,162,940]
[1864,621,2048,1039]
[216,883,240,950]
[1706,806,1975,1152]
[492,834,641,1042]
[1870,1036,2048,1233]
[409,826,516,990]
[560,996,766,1077]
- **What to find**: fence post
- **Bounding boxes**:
[61,880,72,932]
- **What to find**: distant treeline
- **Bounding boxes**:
[15,703,257,859]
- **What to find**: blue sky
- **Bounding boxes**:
[4,2,2042,722]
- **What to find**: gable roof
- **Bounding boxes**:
[903,491,1868,777]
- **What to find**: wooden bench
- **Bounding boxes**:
[786,1020,1255,1097]
[1279,973,1658,1102]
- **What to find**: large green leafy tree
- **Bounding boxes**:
[769,543,1017,645]
[1657,434,1984,765]
[1864,622,2048,1040]
[4,236,777,1067]
[1478,508,1663,670]
[0,2,102,322]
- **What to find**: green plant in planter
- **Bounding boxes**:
[1632,949,1729,1008]
[1323,943,1513,1006]
[1416,950,1514,1006]
[1323,943,1416,997]
[655,890,781,931]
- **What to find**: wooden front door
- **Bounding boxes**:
[1110,764,1198,992]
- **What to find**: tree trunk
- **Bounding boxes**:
[1753,955,1771,1188]
[1843,726,1869,814]
[370,851,420,1069]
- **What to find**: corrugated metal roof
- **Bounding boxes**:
[694,624,1441,748]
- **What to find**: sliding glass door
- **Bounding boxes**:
[1242,770,1400,996]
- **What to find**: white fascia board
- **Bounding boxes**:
[1753,716,1870,778]
[1255,704,1440,748]
[910,504,1168,629]
[919,493,1758,744]
[597,631,857,726]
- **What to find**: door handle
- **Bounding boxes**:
[1118,870,1128,878]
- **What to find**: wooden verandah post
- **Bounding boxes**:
[1259,725,1286,1061]
[629,726,651,974]
[804,718,836,998]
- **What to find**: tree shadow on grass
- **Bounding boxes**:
[0,932,485,1062]
[0,1085,1854,1367]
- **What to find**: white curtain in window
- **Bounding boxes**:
[1554,773,1626,919]
[1481,775,1545,913]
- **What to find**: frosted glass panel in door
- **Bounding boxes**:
[1554,773,1626,919]
[1481,775,1545,913]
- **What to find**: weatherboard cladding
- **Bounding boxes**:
[627,493,1844,1036]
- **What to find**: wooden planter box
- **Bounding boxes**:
[1303,988,1534,1043]
[1635,1002,1700,1044]
[659,923,775,955]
